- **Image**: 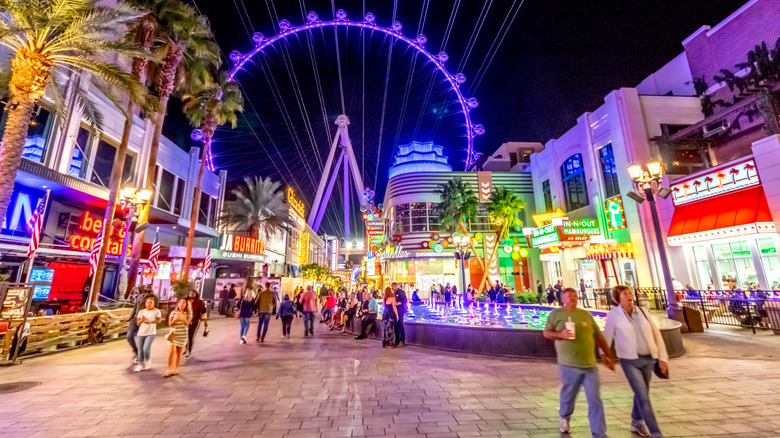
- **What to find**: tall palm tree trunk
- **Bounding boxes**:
[0,50,52,220]
[0,98,36,221]
[125,44,182,296]
[182,137,210,281]
[90,102,135,304]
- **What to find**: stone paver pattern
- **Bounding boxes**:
[1,315,779,438]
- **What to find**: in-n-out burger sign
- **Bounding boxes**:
[228,235,266,255]
[69,212,129,256]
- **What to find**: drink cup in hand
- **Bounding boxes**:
[565,319,576,340]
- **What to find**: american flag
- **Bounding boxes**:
[203,239,211,277]
[27,191,49,259]
[148,229,160,273]
[88,233,103,277]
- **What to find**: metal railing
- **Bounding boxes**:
[589,288,780,334]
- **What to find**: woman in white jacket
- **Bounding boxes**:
[603,285,668,438]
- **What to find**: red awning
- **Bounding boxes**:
[667,186,775,245]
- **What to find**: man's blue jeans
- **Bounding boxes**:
[620,355,662,437]
[256,313,272,339]
[559,365,607,438]
[302,311,314,334]
[127,318,139,354]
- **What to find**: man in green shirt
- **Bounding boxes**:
[255,282,277,343]
[544,288,614,437]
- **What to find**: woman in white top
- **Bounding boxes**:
[135,297,162,372]
[603,285,668,438]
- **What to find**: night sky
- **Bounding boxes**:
[165,0,748,238]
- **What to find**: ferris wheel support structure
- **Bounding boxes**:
[308,115,366,237]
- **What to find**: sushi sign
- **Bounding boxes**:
[670,158,759,206]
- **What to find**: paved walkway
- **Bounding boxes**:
[2,316,780,438]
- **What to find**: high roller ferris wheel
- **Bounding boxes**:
[220,9,485,237]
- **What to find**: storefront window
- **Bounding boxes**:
[712,241,757,290]
[542,179,552,211]
[394,204,410,233]
[22,107,53,163]
[692,245,714,289]
[90,139,116,187]
[758,237,780,290]
[69,127,91,178]
[599,144,620,199]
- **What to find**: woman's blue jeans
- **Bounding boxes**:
[136,334,154,364]
[240,317,251,338]
[620,355,662,437]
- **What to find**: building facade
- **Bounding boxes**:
[526,0,780,292]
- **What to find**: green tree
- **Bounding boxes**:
[437,177,489,288]
[477,186,525,292]
[0,0,147,223]
[301,263,331,283]
[180,72,243,280]
[126,0,219,296]
[219,176,288,239]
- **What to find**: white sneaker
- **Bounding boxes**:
[630,419,651,437]
[133,365,144,373]
[559,418,571,434]
[132,356,139,364]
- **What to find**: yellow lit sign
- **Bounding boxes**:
[287,187,305,217]
[299,232,310,264]
[532,208,565,227]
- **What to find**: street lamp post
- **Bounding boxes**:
[452,235,472,297]
[114,186,153,296]
[626,162,678,320]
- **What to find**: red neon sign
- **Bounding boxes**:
[68,211,130,256]
[231,235,266,254]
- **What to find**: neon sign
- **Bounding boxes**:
[2,186,44,234]
[560,219,599,235]
[604,197,626,231]
[230,235,266,254]
[532,208,565,227]
[68,211,128,256]
[287,187,305,217]
[531,224,559,247]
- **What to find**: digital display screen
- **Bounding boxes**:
[32,285,52,300]
[30,268,55,282]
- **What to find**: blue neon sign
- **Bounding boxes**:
[30,268,55,282]
[1,185,45,236]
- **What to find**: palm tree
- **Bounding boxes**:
[91,12,159,303]
[437,177,489,288]
[477,186,525,293]
[126,0,220,294]
[0,0,147,222]
[219,176,288,242]
[180,72,243,280]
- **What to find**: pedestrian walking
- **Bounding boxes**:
[165,298,191,377]
[603,285,669,438]
[133,297,161,372]
[255,282,277,343]
[537,280,545,304]
[580,279,590,308]
[547,284,556,305]
[543,288,615,437]
[392,282,407,347]
[218,285,230,316]
[554,281,564,306]
[185,290,208,358]
[382,287,399,348]
[355,290,378,339]
[277,294,297,339]
[301,286,319,336]
[236,289,255,344]
[127,287,158,364]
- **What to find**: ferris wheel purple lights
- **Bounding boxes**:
[219,9,484,172]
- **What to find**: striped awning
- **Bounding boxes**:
[586,243,633,260]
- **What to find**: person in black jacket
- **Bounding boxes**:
[537,280,544,304]
[392,282,407,347]
[276,294,297,339]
